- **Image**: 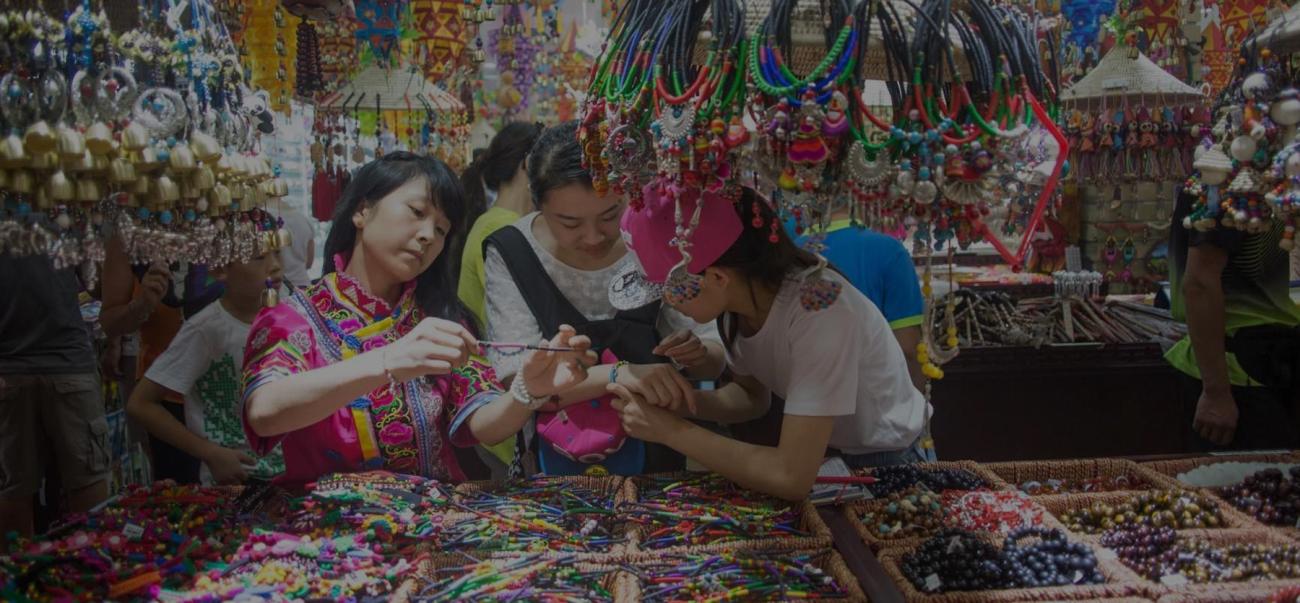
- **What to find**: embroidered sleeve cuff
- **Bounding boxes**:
[241,367,293,407]
[241,368,295,457]
[448,391,499,447]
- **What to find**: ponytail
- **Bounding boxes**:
[460,121,544,224]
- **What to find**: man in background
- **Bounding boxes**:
[1169,189,1300,450]
[0,255,109,544]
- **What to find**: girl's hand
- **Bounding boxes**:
[616,363,697,415]
[520,325,597,398]
[384,318,478,380]
[203,445,255,485]
[136,262,172,317]
[608,383,688,444]
[652,330,709,369]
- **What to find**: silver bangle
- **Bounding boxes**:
[510,377,549,410]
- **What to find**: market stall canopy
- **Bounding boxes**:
[318,63,465,112]
[1247,2,1300,56]
[1061,44,1204,109]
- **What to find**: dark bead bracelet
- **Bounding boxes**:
[867,466,989,497]
[1215,467,1300,527]
[1003,527,1104,587]
[901,528,1104,593]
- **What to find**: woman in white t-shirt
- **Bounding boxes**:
[611,185,932,500]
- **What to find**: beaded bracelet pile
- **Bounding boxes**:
[1102,525,1300,584]
[942,490,1045,535]
[622,474,807,549]
[635,551,849,602]
[902,528,1104,593]
[864,465,990,497]
[1215,467,1300,527]
[411,554,617,602]
[1058,491,1226,534]
[281,472,454,554]
[442,478,622,553]
[0,483,250,602]
[861,485,943,540]
[1020,474,1150,495]
[172,530,418,602]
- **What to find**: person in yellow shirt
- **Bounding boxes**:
[458,122,544,474]
[458,122,544,328]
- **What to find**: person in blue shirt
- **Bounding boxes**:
[794,217,926,391]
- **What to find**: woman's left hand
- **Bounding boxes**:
[519,325,597,398]
[608,383,687,444]
[652,330,709,368]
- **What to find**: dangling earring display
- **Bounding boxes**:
[1120,236,1136,282]
[1101,233,1119,281]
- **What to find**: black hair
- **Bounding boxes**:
[710,187,822,350]
[323,151,477,333]
[526,120,591,209]
[461,121,544,224]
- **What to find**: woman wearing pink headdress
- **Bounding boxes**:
[612,186,931,501]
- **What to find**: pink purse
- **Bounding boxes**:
[534,349,629,463]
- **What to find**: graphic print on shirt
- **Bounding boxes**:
[198,354,285,478]
[799,276,843,312]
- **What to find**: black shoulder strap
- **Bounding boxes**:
[484,225,587,338]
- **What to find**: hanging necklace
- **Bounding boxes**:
[662,189,706,306]
[649,0,744,198]
[748,0,859,219]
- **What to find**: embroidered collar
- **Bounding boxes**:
[329,253,417,321]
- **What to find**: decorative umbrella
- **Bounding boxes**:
[1060,44,1204,109]
[318,63,465,112]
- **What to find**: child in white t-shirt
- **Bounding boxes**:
[611,185,932,501]
[127,250,287,485]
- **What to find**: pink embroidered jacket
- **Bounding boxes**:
[241,257,502,485]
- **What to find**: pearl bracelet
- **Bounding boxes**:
[510,377,549,410]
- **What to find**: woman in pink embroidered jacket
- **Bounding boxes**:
[241,152,593,485]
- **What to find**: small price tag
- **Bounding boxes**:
[923,573,943,592]
[122,523,145,540]
[1160,574,1189,587]
[946,537,963,555]
[1072,570,1085,584]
